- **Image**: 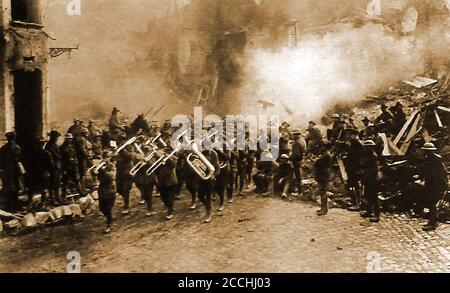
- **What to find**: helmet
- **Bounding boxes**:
[363,140,376,147]
[421,142,437,151]
[280,154,290,160]
[332,114,340,119]
[65,133,74,139]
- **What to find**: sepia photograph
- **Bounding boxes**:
[0,0,449,278]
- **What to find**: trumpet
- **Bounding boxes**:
[146,130,188,176]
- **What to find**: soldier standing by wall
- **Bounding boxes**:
[46,131,64,204]
[0,132,25,212]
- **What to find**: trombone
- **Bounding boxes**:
[145,130,188,176]
[89,136,138,175]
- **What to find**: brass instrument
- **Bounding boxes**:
[89,136,137,175]
[130,147,158,176]
[186,142,216,180]
[145,130,188,176]
[184,130,218,180]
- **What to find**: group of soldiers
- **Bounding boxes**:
[0,104,448,234]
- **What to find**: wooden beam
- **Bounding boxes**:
[379,133,391,157]
[394,110,419,145]
[434,110,443,128]
[400,114,421,154]
[387,138,404,156]
[437,106,450,113]
[337,158,348,183]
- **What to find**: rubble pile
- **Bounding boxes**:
[0,195,95,235]
[301,71,450,222]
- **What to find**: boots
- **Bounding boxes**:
[422,222,437,232]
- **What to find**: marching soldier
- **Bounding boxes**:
[134,146,158,217]
[156,156,179,220]
[215,147,231,211]
[360,140,381,223]
[94,150,117,234]
[197,148,220,223]
[227,148,239,203]
[45,131,64,205]
[236,148,248,196]
[116,143,135,215]
[418,143,448,231]
[0,132,25,212]
[314,142,332,216]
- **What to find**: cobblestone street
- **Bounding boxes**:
[1,190,449,273]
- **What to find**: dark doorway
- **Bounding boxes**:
[13,69,43,153]
[11,0,29,22]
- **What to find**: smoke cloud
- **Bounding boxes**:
[238,20,450,127]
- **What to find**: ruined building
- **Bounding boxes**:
[0,0,49,148]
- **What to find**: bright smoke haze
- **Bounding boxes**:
[239,20,450,127]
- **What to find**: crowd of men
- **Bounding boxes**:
[0,104,448,234]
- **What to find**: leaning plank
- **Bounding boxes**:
[387,138,404,156]
[434,110,443,128]
[379,133,391,157]
[437,106,450,113]
[394,109,419,145]
[400,114,421,154]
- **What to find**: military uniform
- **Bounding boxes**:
[27,139,53,208]
[197,149,219,222]
[360,148,381,221]
[419,151,448,229]
[96,159,117,232]
[60,136,84,198]
[314,149,332,215]
[156,156,178,218]
[45,133,63,204]
[116,148,135,213]
[0,134,24,212]
[274,156,294,197]
[290,135,306,194]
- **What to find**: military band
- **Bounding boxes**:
[0,105,448,234]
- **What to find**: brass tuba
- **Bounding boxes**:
[186,142,216,180]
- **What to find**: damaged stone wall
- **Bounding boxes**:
[0,0,49,143]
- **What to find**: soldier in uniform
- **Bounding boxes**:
[156,156,179,220]
[235,148,248,196]
[75,128,93,189]
[45,131,64,205]
[366,124,384,158]
[290,129,306,196]
[68,119,83,138]
[359,117,371,140]
[306,121,323,155]
[279,131,291,158]
[360,140,381,223]
[314,142,332,216]
[253,151,275,195]
[391,102,406,135]
[109,107,125,141]
[61,133,85,199]
[94,150,117,234]
[88,120,101,139]
[215,148,231,211]
[90,131,103,159]
[344,128,363,211]
[134,146,158,217]
[418,143,448,231]
[116,143,135,215]
[328,114,345,145]
[227,148,239,203]
[0,132,25,212]
[197,148,219,223]
[273,154,294,200]
[26,137,53,209]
